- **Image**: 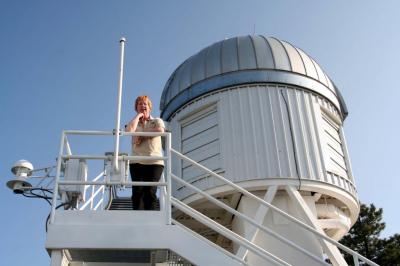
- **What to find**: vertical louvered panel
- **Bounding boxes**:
[321,114,348,177]
[180,105,221,182]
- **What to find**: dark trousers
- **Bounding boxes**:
[130,163,164,210]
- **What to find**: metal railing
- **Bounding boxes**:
[49,130,172,224]
[78,171,106,211]
[170,149,378,266]
[48,129,378,266]
[171,174,328,265]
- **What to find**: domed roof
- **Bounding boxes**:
[160,35,347,120]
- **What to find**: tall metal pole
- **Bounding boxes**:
[113,37,126,172]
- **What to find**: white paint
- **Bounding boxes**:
[232,191,323,266]
[169,84,357,217]
[46,211,242,266]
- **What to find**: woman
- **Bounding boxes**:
[125,95,165,210]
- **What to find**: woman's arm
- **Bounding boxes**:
[125,113,144,132]
[144,118,165,134]
[139,118,165,142]
[126,113,144,145]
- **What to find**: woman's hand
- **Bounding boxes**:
[126,113,144,132]
[135,112,144,121]
[133,113,147,145]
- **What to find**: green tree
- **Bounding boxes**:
[375,234,400,265]
[340,203,385,263]
[340,203,400,265]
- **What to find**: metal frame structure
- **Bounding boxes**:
[45,129,377,266]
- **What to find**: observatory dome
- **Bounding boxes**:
[160,35,347,120]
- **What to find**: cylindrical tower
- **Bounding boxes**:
[160,35,359,265]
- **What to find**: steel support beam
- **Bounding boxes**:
[285,186,347,266]
[236,186,278,260]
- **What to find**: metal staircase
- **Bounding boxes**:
[108,197,160,211]
[45,130,379,266]
[108,197,132,210]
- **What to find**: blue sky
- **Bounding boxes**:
[1,1,399,265]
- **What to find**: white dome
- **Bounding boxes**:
[160,35,347,120]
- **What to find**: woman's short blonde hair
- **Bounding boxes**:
[135,95,152,112]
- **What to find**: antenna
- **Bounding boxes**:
[113,37,126,173]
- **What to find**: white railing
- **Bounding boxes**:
[48,129,378,266]
[79,171,106,211]
[171,174,328,265]
[170,149,379,266]
[49,130,172,224]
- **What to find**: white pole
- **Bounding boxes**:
[165,133,172,225]
[113,37,126,173]
[50,131,66,223]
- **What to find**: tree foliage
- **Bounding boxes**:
[375,234,400,265]
[340,203,400,265]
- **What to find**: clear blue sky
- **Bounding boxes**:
[1,1,399,265]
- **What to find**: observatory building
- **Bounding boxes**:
[160,35,358,265]
[9,35,373,266]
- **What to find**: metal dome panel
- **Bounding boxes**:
[160,35,347,120]
[221,37,239,73]
[238,35,257,69]
[251,35,275,69]
[267,37,291,71]
[281,41,306,74]
[205,42,222,78]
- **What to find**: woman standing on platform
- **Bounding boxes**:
[125,95,165,210]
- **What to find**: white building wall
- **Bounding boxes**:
[169,84,355,200]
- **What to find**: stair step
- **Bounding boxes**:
[109,197,160,210]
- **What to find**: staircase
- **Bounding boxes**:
[46,131,379,266]
[46,210,243,266]
[108,197,132,210]
[108,197,160,211]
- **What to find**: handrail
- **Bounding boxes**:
[172,174,329,265]
[50,131,66,223]
[64,130,114,135]
[62,155,167,161]
[105,186,117,210]
[159,174,167,212]
[64,135,72,155]
[94,198,104,210]
[63,130,169,137]
[58,180,167,186]
[49,129,376,265]
[79,171,105,210]
[172,197,289,266]
[165,129,172,224]
[172,218,249,266]
[51,131,171,218]
[171,148,378,266]
[80,187,103,210]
